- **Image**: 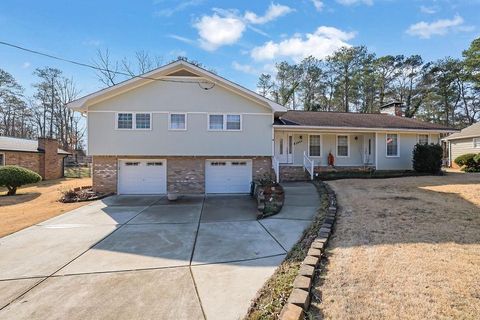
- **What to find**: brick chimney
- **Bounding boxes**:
[380,102,404,116]
[38,137,60,180]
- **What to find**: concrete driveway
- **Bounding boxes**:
[0,182,319,320]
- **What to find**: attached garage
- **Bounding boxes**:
[205,159,252,194]
[117,159,167,194]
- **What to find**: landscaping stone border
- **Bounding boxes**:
[278,182,337,320]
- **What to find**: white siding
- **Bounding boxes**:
[275,132,372,167]
[88,81,270,113]
[87,80,273,156]
[375,133,442,170]
[450,137,480,161]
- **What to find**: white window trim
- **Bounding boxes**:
[386,133,400,158]
[207,113,242,131]
[115,112,152,130]
[225,113,243,131]
[207,113,224,131]
[336,134,350,158]
[0,152,5,166]
[473,137,480,149]
[115,112,134,130]
[417,134,429,145]
[134,112,152,131]
[168,113,187,131]
[308,134,322,158]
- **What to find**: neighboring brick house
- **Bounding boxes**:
[0,136,70,180]
[67,60,455,195]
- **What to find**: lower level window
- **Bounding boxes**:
[309,135,321,157]
[386,134,399,157]
[0,154,4,166]
[337,135,349,157]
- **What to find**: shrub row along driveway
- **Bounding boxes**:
[0,182,319,320]
[309,173,480,319]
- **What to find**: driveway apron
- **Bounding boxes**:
[0,183,319,320]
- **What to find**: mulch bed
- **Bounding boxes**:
[59,186,112,203]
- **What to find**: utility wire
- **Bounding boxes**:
[0,40,216,87]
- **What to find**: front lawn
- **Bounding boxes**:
[309,173,480,319]
[0,177,92,238]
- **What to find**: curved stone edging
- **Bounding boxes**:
[279,182,337,320]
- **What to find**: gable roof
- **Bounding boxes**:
[67,60,287,112]
[443,122,480,140]
[274,111,456,132]
[0,136,70,155]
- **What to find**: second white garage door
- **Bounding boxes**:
[205,160,253,193]
[118,159,166,194]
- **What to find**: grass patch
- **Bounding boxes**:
[244,182,328,320]
[64,166,91,178]
[308,174,480,319]
[316,170,438,181]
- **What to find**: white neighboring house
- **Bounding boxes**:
[443,122,480,167]
[68,60,455,195]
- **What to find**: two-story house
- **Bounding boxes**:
[68,60,454,195]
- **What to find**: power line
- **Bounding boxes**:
[0,40,216,87]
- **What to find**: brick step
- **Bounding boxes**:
[279,166,310,182]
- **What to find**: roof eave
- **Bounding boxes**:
[273,124,456,133]
[443,133,480,141]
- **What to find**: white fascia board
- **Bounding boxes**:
[273,125,456,134]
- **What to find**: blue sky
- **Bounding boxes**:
[0,0,479,97]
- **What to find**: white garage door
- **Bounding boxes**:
[118,160,166,194]
[205,160,252,194]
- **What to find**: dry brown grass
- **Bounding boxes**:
[309,172,480,320]
[0,177,92,238]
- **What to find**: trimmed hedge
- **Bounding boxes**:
[454,153,480,172]
[412,144,443,174]
[0,166,42,195]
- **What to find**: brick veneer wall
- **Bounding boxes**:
[38,137,63,180]
[3,149,65,180]
[4,151,41,173]
[92,155,273,194]
[167,157,205,194]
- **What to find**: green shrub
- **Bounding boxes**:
[0,166,42,196]
[474,153,480,164]
[412,143,443,174]
[454,153,480,172]
[454,153,477,167]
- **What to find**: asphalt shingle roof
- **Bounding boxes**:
[0,136,70,154]
[443,122,480,140]
[275,111,456,131]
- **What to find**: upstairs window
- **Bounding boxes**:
[209,114,242,131]
[386,134,399,157]
[226,115,241,130]
[337,135,349,157]
[117,113,133,129]
[418,134,429,145]
[135,113,151,129]
[309,135,321,157]
[169,113,186,130]
[209,114,224,130]
[117,113,151,130]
